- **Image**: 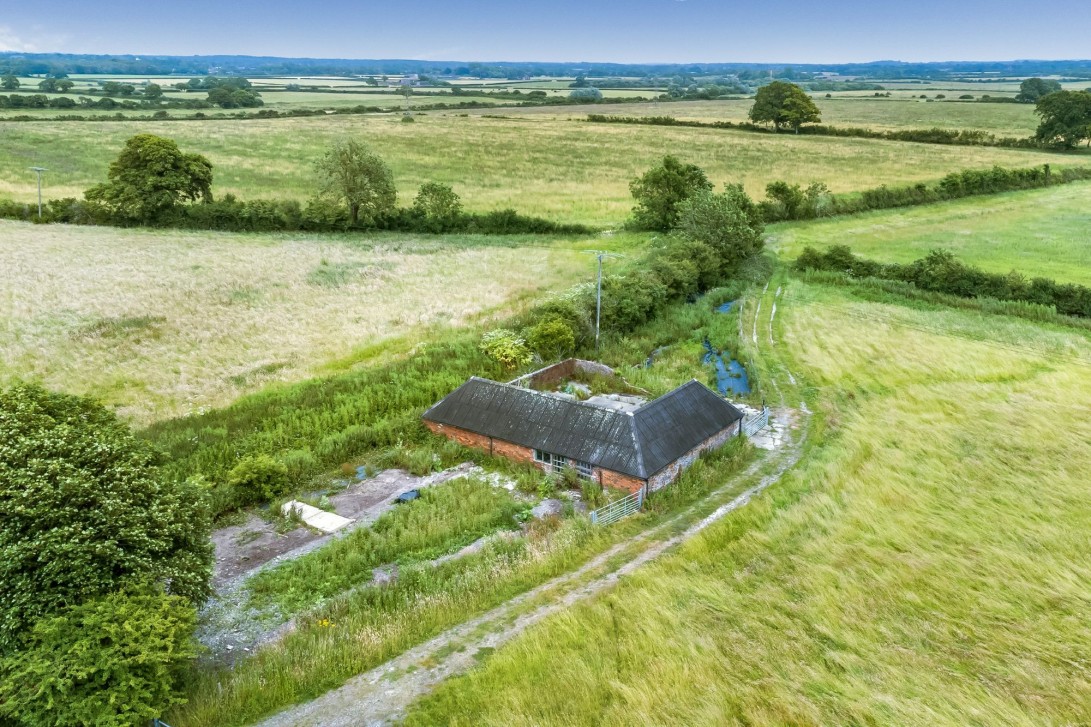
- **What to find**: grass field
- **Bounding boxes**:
[506,97,1044,136]
[2,114,1086,226]
[0,220,614,423]
[403,278,1091,726]
[770,182,1091,285]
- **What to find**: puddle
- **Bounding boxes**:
[704,300,750,396]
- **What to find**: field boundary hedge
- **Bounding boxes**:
[0,195,592,235]
[795,245,1091,319]
[586,113,1060,150]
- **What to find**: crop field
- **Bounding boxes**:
[403,278,1091,726]
[0,220,608,423]
[770,182,1091,285]
[3,114,1086,226]
[508,97,1045,136]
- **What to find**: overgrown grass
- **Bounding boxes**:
[2,114,1086,225]
[168,437,755,727]
[247,477,526,614]
[0,220,612,422]
[165,274,760,725]
[770,182,1091,286]
[403,280,1091,726]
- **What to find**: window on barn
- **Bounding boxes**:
[533,450,570,473]
[575,460,593,478]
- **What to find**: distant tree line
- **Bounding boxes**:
[4,52,1089,84]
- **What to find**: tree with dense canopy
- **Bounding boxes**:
[1017,77,1063,103]
[0,74,18,90]
[629,155,713,231]
[676,184,765,274]
[1034,90,1091,148]
[0,586,198,726]
[0,383,212,654]
[84,134,213,222]
[748,81,822,132]
[314,139,397,225]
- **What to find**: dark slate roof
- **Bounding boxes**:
[423,377,743,479]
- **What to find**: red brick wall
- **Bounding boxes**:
[424,421,537,466]
[491,437,535,465]
[424,421,491,450]
[426,419,651,488]
[597,468,646,494]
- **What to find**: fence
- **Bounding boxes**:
[589,488,644,526]
[742,407,771,438]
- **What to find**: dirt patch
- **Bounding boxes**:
[211,465,480,589]
[199,463,521,666]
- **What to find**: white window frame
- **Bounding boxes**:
[574,460,593,479]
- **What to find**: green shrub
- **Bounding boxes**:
[0,586,197,727]
[525,316,576,361]
[226,454,290,507]
[0,383,211,653]
[628,155,713,231]
[480,329,533,369]
[676,184,765,274]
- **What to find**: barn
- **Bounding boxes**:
[422,377,744,494]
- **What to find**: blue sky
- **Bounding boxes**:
[2,0,1089,63]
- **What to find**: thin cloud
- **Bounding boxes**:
[0,26,36,52]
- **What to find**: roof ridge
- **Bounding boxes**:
[628,414,647,479]
[471,377,643,416]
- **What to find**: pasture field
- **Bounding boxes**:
[501,96,1044,136]
[0,220,617,423]
[2,114,1087,226]
[770,182,1091,285]
[404,278,1091,726]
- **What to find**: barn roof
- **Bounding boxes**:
[422,377,743,479]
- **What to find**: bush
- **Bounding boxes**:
[628,155,713,231]
[480,329,533,369]
[412,182,463,232]
[0,383,212,653]
[226,454,290,507]
[0,586,197,727]
[525,316,577,361]
[676,184,765,274]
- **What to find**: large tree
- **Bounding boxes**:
[1017,77,1063,103]
[1034,90,1091,148]
[0,73,18,90]
[84,134,213,222]
[749,81,821,133]
[628,155,713,231]
[0,383,212,654]
[314,139,397,225]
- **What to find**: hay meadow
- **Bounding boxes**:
[0,220,619,423]
[3,114,1088,226]
[403,278,1091,726]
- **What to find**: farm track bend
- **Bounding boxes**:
[257,281,805,727]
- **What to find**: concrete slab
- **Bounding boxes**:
[281,501,354,534]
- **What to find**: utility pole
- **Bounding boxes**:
[585,250,623,352]
[29,167,46,219]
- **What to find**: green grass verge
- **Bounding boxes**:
[401,279,1091,726]
[770,181,1091,286]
